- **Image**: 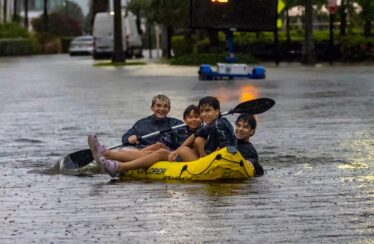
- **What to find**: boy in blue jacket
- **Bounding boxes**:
[234,113,263,176]
[88,94,184,164]
[95,104,202,177]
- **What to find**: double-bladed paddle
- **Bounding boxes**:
[61,98,275,170]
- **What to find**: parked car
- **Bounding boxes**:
[92,12,142,59]
[69,35,94,56]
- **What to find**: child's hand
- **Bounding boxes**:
[128,135,138,144]
[168,151,178,161]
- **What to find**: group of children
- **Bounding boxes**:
[88,94,263,178]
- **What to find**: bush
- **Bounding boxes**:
[194,38,210,53]
[338,35,374,61]
[171,35,193,57]
[0,23,29,38]
[43,38,62,54]
[60,36,74,53]
[0,38,33,56]
[170,52,257,65]
[0,23,41,56]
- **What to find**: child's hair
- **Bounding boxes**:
[151,94,170,107]
[198,96,220,110]
[236,113,257,130]
[183,104,200,119]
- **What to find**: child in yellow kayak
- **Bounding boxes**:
[93,104,201,177]
[88,94,184,164]
[168,96,237,162]
[234,113,263,176]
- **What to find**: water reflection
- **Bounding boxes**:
[239,85,258,102]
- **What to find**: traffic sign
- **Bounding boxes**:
[328,0,337,14]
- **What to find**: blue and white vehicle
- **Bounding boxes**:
[198,63,266,80]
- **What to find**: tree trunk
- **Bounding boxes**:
[3,0,8,22]
[286,5,291,46]
[339,0,347,36]
[364,20,371,37]
[12,0,18,22]
[301,0,315,64]
[160,25,172,58]
[166,26,173,58]
[24,0,28,28]
[43,0,48,32]
[112,0,125,63]
[207,30,219,47]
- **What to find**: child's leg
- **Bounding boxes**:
[105,142,166,162]
[104,149,148,162]
[177,146,199,162]
[194,137,206,157]
[116,149,170,172]
[140,142,166,152]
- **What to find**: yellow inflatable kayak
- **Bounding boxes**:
[120,147,255,181]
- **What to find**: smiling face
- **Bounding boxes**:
[184,110,201,131]
[151,98,170,119]
[200,104,220,125]
[235,120,255,140]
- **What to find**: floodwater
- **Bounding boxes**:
[0,55,373,243]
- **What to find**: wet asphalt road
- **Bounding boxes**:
[0,55,373,243]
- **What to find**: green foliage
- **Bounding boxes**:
[339,35,374,61]
[171,53,257,66]
[0,23,41,56]
[60,36,74,53]
[31,12,82,38]
[0,38,41,56]
[53,0,85,27]
[128,0,188,29]
[0,23,29,38]
[171,35,193,57]
[194,38,210,53]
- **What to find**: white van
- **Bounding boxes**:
[92,12,142,59]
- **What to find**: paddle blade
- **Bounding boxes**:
[62,149,94,169]
[232,98,275,115]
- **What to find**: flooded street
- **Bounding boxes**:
[0,55,373,243]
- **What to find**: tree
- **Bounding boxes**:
[112,0,125,62]
[54,0,84,28]
[43,0,48,32]
[24,0,28,28]
[3,0,8,22]
[31,12,81,37]
[127,0,189,58]
[12,0,19,22]
[301,0,316,64]
[356,0,374,36]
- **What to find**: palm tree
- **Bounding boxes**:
[112,0,125,62]
[24,0,28,28]
[43,0,48,32]
[301,0,315,64]
[12,0,19,22]
[3,0,8,22]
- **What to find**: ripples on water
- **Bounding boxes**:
[0,57,373,243]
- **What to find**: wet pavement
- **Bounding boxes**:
[0,55,373,243]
